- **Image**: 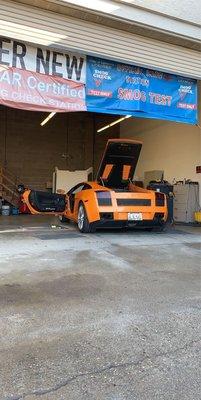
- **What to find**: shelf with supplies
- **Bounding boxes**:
[173,183,199,223]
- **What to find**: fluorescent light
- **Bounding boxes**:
[40,112,56,126]
[97,115,132,133]
[60,0,119,13]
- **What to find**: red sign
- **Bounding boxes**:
[0,66,86,112]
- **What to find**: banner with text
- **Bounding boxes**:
[86,56,198,124]
[0,66,86,112]
[0,37,86,112]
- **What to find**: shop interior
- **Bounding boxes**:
[0,104,201,224]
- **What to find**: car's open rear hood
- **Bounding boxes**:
[96,139,142,188]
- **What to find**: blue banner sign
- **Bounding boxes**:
[86,56,198,124]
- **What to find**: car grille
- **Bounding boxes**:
[117,199,151,206]
[100,212,114,220]
[97,198,112,206]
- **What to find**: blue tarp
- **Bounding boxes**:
[86,56,198,124]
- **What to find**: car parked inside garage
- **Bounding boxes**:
[20,139,168,232]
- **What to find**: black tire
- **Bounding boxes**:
[59,215,70,223]
[77,202,96,233]
[152,224,166,232]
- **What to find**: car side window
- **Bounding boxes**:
[68,184,84,195]
[68,183,91,196]
[82,184,92,191]
[72,184,85,194]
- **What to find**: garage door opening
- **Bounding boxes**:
[0,100,200,226]
[0,34,199,225]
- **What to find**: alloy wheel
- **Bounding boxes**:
[78,205,85,230]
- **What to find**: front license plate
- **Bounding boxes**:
[128,212,143,221]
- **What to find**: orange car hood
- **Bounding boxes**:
[96,139,142,187]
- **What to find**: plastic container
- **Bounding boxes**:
[194,211,201,223]
[1,205,10,216]
[12,207,19,216]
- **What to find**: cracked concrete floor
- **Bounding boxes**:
[0,215,201,400]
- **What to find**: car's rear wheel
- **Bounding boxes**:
[59,215,69,223]
[77,203,95,233]
[152,224,166,232]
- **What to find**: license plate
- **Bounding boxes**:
[128,212,143,221]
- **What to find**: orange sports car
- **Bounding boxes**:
[20,139,168,232]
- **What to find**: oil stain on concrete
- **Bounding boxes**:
[0,216,201,400]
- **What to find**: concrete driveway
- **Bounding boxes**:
[0,216,201,400]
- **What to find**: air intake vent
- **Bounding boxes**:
[100,212,114,220]
[117,199,151,206]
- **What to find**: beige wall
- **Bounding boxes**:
[120,96,201,200]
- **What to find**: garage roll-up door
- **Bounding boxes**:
[0,0,201,79]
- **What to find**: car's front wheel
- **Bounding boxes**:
[77,203,95,233]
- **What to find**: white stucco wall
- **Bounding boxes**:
[119,0,201,25]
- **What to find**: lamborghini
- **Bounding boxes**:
[19,139,168,233]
